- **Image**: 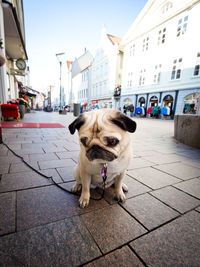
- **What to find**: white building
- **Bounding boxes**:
[69,50,93,108]
[121,0,200,118]
[0,0,28,104]
[91,27,123,109]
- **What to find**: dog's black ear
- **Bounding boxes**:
[111,112,137,133]
[68,115,85,134]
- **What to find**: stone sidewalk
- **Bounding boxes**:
[0,111,200,266]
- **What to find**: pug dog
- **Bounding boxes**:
[68,109,136,208]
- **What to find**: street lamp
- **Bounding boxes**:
[56,52,65,113]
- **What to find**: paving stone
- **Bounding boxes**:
[181,158,200,169]
[38,158,76,170]
[0,171,51,193]
[127,167,180,189]
[122,193,179,230]
[0,163,10,174]
[56,166,75,182]
[17,184,108,231]
[42,145,68,153]
[97,175,151,204]
[130,211,200,266]
[0,216,101,266]
[143,154,183,164]
[150,186,200,213]
[0,155,28,164]
[39,168,63,183]
[9,161,39,173]
[196,206,200,212]
[128,158,154,170]
[174,178,200,199]
[154,162,200,180]
[0,192,15,235]
[81,205,147,254]
[56,151,79,162]
[13,148,44,155]
[6,143,21,150]
[133,150,163,157]
[64,143,80,151]
[28,152,59,161]
[85,245,144,267]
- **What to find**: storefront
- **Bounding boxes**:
[183,93,200,114]
[149,95,158,107]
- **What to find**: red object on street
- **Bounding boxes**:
[1,122,65,128]
[1,104,20,120]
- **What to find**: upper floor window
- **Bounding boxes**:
[171,58,182,80]
[142,37,149,52]
[153,64,162,83]
[177,16,188,37]
[158,28,166,45]
[127,72,133,88]
[139,69,146,85]
[130,44,135,56]
[193,52,200,76]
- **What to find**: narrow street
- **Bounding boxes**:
[0,111,200,266]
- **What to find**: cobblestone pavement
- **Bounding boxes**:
[0,111,200,266]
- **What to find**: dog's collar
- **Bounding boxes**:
[101,163,107,182]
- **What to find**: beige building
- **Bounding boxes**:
[0,0,28,104]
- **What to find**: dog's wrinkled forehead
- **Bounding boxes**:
[68,109,136,135]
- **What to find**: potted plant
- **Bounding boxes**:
[0,38,6,67]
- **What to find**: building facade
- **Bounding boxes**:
[120,0,200,118]
[69,50,93,109]
[91,27,123,109]
[0,0,28,104]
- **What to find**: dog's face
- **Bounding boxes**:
[69,109,136,163]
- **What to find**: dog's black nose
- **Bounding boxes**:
[86,145,117,161]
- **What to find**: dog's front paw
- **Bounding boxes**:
[115,190,126,203]
[71,183,81,193]
[79,195,90,208]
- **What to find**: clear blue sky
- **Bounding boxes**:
[23,0,148,93]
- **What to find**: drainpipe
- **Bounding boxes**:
[172,90,179,119]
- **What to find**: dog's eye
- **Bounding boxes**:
[106,137,119,147]
[80,137,88,146]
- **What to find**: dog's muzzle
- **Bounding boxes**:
[86,145,117,162]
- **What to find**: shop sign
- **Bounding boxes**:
[150,96,158,101]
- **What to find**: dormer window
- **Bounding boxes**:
[161,2,173,14]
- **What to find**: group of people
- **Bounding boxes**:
[123,104,135,117]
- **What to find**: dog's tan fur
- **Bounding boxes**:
[68,109,136,207]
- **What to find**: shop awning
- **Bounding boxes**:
[2,1,28,59]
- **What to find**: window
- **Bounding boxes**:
[193,52,200,76]
[158,28,166,45]
[177,16,188,37]
[142,37,149,51]
[171,58,182,80]
[153,64,162,83]
[130,44,135,56]
[161,2,172,14]
[127,72,133,88]
[139,69,146,85]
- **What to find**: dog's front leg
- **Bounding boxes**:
[114,170,127,202]
[79,172,91,208]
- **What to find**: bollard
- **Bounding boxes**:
[73,103,80,117]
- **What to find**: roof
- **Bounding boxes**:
[107,34,121,45]
[66,61,73,70]
[71,51,93,78]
